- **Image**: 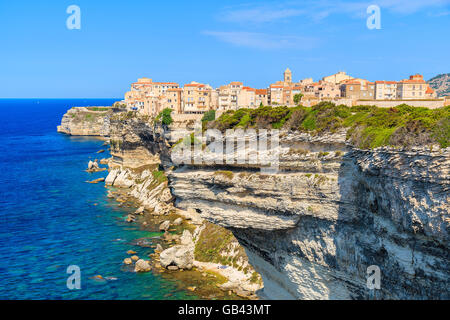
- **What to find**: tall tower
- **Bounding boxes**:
[284,68,292,84]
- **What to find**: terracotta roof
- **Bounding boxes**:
[343,80,361,85]
[184,83,205,88]
[426,86,434,94]
[375,81,397,84]
[399,79,426,84]
[255,89,267,95]
[230,81,243,85]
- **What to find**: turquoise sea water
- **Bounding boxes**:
[0,99,195,299]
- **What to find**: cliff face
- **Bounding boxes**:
[59,109,449,300]
[57,107,111,136]
[169,131,449,299]
[104,115,263,296]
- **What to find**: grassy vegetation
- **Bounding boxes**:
[210,102,450,149]
[86,107,110,112]
[110,111,138,121]
[194,222,249,272]
[152,170,168,184]
[155,108,174,126]
[202,109,216,123]
[214,170,234,180]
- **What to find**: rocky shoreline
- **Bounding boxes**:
[103,162,262,300]
[59,106,449,300]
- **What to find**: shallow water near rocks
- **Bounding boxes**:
[0,99,201,299]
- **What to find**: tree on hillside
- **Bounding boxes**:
[201,109,216,123]
[156,108,173,125]
[293,93,304,105]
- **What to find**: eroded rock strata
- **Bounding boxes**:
[170,132,449,299]
[61,109,449,300]
[57,107,112,136]
[104,116,263,298]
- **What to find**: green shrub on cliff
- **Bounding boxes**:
[194,222,249,272]
[201,109,216,123]
[156,108,173,126]
[211,102,450,149]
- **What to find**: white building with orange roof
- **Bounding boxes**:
[397,74,428,99]
[375,81,398,100]
[124,77,181,115]
[268,83,285,105]
[183,81,215,114]
[255,89,268,106]
[218,81,244,110]
[163,88,183,114]
[238,87,257,108]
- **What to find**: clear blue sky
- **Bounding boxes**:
[0,0,449,98]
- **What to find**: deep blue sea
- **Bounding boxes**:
[0,99,195,299]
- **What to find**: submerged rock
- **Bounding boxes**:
[86,177,105,184]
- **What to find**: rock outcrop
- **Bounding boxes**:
[160,245,194,270]
[60,108,449,300]
[169,131,449,299]
[57,107,112,136]
[134,259,151,272]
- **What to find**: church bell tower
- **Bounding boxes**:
[284,68,292,84]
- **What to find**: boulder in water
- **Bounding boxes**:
[159,245,194,270]
[135,207,145,215]
[86,177,105,184]
[134,259,151,272]
[159,220,171,231]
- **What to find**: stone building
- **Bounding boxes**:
[397,74,428,99]
[183,82,214,114]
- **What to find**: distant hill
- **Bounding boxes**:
[427,73,450,97]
